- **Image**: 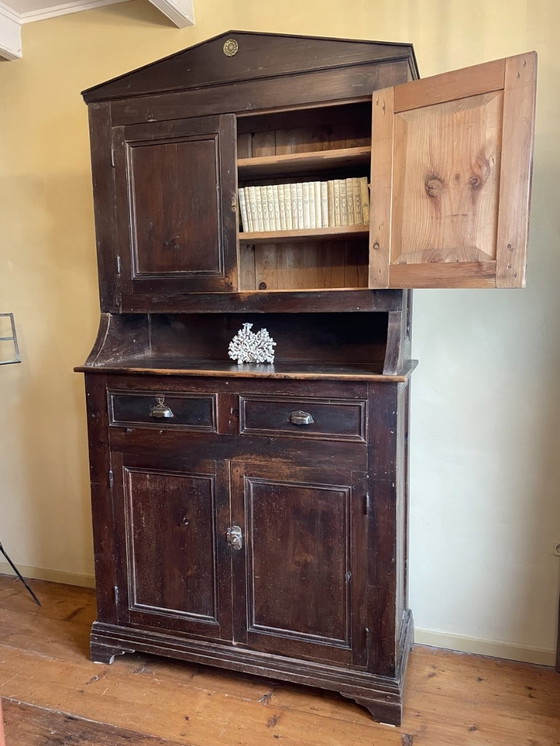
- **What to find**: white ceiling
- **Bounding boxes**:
[0,0,194,60]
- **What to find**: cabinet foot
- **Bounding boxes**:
[91,638,135,665]
[339,692,402,726]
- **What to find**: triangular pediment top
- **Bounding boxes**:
[82,30,417,103]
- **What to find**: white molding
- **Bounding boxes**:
[0,1,22,60]
[147,0,193,28]
[0,0,194,55]
[415,628,556,667]
[19,0,127,24]
[0,563,95,588]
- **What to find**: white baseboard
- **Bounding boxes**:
[415,628,556,667]
[0,562,95,589]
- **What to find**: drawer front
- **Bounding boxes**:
[239,395,366,442]
[109,390,217,431]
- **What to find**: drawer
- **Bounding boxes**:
[108,390,217,432]
[239,395,366,442]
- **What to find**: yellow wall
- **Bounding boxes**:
[1,0,559,662]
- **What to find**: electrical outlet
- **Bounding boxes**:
[554,542,560,557]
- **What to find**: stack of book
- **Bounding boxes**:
[238,177,369,233]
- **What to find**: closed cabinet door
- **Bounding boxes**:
[111,453,232,641]
[113,113,238,305]
[230,462,369,667]
[369,52,536,289]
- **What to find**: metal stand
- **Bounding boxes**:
[0,542,41,606]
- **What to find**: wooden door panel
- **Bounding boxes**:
[231,463,367,666]
[392,91,502,265]
[370,52,536,289]
[130,138,221,276]
[125,468,217,618]
[112,455,231,640]
[115,114,238,300]
[249,479,350,642]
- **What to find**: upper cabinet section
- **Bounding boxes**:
[370,53,537,289]
[82,33,536,312]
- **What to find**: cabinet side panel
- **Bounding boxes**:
[84,373,118,623]
[87,104,120,312]
[367,383,400,676]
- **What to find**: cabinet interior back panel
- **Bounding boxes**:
[242,241,369,291]
[391,91,503,265]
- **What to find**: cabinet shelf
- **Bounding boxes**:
[239,224,369,245]
[237,146,371,179]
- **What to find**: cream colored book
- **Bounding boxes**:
[238,188,249,232]
[360,177,370,224]
[352,177,362,225]
[245,186,257,232]
[312,181,322,229]
[255,186,266,231]
[333,179,341,226]
[265,184,276,231]
[278,183,287,230]
[320,181,329,228]
[302,182,311,229]
[340,179,349,226]
[283,184,293,230]
[272,184,281,231]
[327,180,335,227]
[291,182,299,229]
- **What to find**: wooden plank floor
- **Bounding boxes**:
[0,575,558,745]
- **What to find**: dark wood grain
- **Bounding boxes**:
[110,62,411,129]
[114,114,238,298]
[82,30,417,103]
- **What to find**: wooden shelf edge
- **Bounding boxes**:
[239,224,369,244]
[75,360,417,382]
[238,145,371,177]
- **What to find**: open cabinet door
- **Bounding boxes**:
[369,53,536,289]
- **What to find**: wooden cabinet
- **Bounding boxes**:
[77,31,536,725]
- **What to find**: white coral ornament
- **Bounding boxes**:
[228,323,276,364]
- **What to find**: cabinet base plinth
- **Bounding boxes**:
[90,611,413,726]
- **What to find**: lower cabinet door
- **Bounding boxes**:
[111,452,232,641]
[230,462,368,666]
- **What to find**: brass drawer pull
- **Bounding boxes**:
[149,396,174,419]
[288,410,315,426]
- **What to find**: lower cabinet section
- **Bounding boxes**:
[85,373,411,725]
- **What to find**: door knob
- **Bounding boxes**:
[226,525,243,550]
